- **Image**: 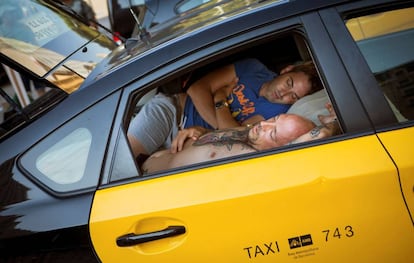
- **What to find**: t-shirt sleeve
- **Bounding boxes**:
[234,58,268,76]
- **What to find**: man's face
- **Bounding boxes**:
[260,71,312,104]
[248,114,315,150]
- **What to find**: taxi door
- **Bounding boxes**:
[89,133,414,262]
[341,3,414,229]
[376,127,414,222]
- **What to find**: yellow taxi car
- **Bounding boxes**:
[0,0,413,262]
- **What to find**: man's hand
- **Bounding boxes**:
[287,103,340,145]
[318,102,336,125]
[171,126,210,153]
[317,102,340,137]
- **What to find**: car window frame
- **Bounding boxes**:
[328,0,414,129]
[100,8,376,185]
[18,92,120,196]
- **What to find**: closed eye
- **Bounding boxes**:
[287,77,299,101]
[287,76,293,88]
[271,115,279,141]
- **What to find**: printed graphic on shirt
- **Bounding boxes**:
[229,83,256,121]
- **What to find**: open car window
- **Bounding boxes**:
[345,6,414,121]
[108,31,341,181]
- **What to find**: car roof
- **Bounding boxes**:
[84,0,351,87]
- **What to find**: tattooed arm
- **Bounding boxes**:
[143,126,254,173]
[142,138,255,174]
[170,125,249,153]
[194,127,250,148]
[288,120,340,144]
[288,102,340,144]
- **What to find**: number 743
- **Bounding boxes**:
[322,226,354,242]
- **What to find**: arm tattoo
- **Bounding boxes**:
[287,125,323,145]
[310,126,322,138]
[193,129,251,151]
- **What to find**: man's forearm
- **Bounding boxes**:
[214,90,240,129]
[288,120,340,144]
[194,126,249,148]
[215,105,240,129]
[186,64,237,129]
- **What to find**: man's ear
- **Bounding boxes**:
[279,65,295,74]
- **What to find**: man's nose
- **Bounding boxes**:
[280,89,292,97]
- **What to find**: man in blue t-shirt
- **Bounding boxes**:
[184,58,310,129]
[128,58,321,159]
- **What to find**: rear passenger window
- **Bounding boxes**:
[19,93,119,194]
[346,7,414,121]
[36,128,92,185]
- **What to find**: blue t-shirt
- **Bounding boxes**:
[183,96,212,129]
[183,58,290,129]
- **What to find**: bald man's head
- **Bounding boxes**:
[248,114,316,150]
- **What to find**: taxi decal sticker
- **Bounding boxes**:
[243,241,280,259]
[287,247,319,260]
[288,234,313,249]
[287,234,318,259]
[242,225,356,260]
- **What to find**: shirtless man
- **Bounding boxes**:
[128,59,321,159]
[142,104,338,173]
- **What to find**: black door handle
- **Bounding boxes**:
[116,225,186,247]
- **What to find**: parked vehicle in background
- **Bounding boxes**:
[0,0,117,139]
[107,0,212,39]
[1,0,414,262]
[1,0,117,92]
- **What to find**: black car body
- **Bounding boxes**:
[1,0,413,262]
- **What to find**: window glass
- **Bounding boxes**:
[0,0,115,94]
[117,0,145,9]
[20,92,119,193]
[36,128,92,184]
[0,0,100,76]
[176,0,211,13]
[0,0,68,47]
[110,128,140,181]
[346,7,414,121]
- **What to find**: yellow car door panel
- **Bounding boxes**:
[377,126,414,223]
[90,135,414,262]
